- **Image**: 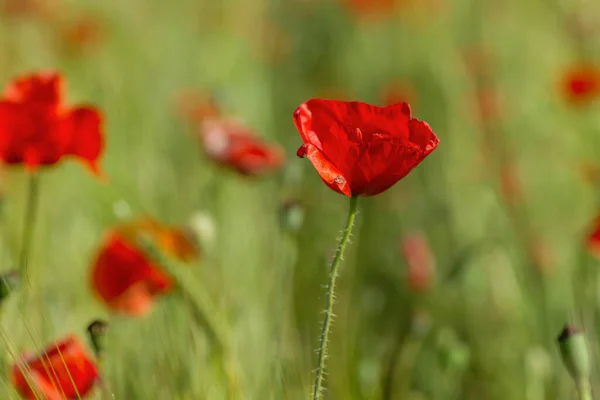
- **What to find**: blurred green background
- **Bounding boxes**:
[2,0,600,398]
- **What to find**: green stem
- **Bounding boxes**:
[19,173,40,285]
[577,379,593,400]
[312,196,358,400]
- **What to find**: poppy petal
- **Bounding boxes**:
[298,143,351,196]
[12,335,98,399]
[91,234,172,316]
[3,72,63,109]
[61,106,104,175]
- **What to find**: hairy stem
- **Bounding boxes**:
[313,196,358,400]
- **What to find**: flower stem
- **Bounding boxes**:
[19,173,40,285]
[576,379,593,400]
[312,196,358,400]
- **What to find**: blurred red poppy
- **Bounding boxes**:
[174,90,221,124]
[90,218,199,316]
[0,0,54,19]
[342,0,398,18]
[561,65,600,105]
[293,99,439,196]
[0,72,104,174]
[59,16,103,55]
[587,215,600,258]
[401,233,435,292]
[12,335,98,399]
[199,118,285,176]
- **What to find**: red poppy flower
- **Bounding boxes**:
[587,215,600,258]
[199,118,285,176]
[342,0,398,19]
[0,72,104,174]
[293,99,439,196]
[561,65,600,105]
[90,218,199,316]
[12,335,98,399]
[400,233,435,292]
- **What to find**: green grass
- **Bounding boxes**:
[1,0,600,398]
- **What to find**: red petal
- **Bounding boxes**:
[300,143,351,196]
[3,72,63,110]
[12,335,98,399]
[61,106,104,175]
[90,233,171,316]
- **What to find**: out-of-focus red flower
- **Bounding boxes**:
[400,233,435,292]
[174,90,221,124]
[59,16,103,54]
[380,83,417,107]
[0,0,55,20]
[586,215,600,258]
[90,218,199,316]
[199,118,285,176]
[341,0,398,19]
[293,99,439,197]
[561,65,600,105]
[579,162,600,185]
[12,335,98,399]
[0,72,104,174]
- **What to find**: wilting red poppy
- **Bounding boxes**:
[561,65,600,104]
[587,215,600,258]
[0,72,104,174]
[293,99,439,196]
[91,218,199,316]
[199,118,285,176]
[400,233,435,292]
[12,335,98,399]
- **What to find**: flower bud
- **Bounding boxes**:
[280,200,305,234]
[557,324,590,382]
[87,319,109,358]
[187,211,216,252]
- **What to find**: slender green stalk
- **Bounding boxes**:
[19,173,41,285]
[576,380,593,400]
[312,196,358,400]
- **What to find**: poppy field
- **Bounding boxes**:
[2,0,600,399]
